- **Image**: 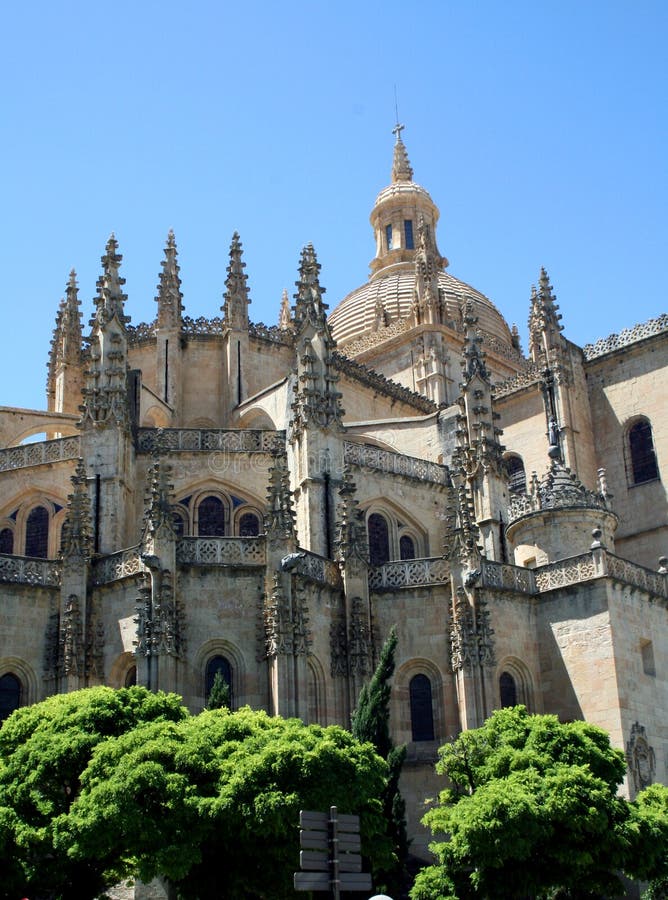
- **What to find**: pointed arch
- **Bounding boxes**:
[495,657,534,711]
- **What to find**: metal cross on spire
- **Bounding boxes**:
[392,121,405,142]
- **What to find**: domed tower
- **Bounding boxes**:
[329,127,525,403]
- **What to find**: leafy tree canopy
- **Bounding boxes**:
[411,706,668,900]
[0,688,391,900]
[0,685,186,900]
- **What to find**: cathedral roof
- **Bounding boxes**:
[329,268,515,350]
[328,128,516,355]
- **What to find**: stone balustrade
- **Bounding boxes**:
[0,436,80,472]
[344,441,449,485]
[0,554,61,586]
[369,557,449,591]
[136,429,282,454]
[92,547,145,585]
[480,559,536,593]
[291,550,342,587]
[177,536,266,567]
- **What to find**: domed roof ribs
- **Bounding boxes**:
[391,122,414,183]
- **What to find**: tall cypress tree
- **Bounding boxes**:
[352,626,409,896]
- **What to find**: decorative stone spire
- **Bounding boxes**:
[141,431,176,550]
[279,289,292,330]
[155,230,184,329]
[412,215,444,325]
[391,122,414,183]
[293,244,328,330]
[47,269,83,405]
[528,267,564,362]
[92,235,130,327]
[335,468,368,572]
[60,459,93,562]
[80,237,131,428]
[264,442,297,547]
[222,231,250,330]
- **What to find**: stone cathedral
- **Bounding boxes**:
[1,131,667,855]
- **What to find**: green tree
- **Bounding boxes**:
[57,706,391,899]
[352,626,409,896]
[0,686,187,900]
[207,670,231,710]
[411,706,668,900]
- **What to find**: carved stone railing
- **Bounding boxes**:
[369,557,449,592]
[604,553,667,599]
[480,559,536,594]
[344,442,450,485]
[583,313,668,361]
[0,554,61,586]
[534,553,598,592]
[0,436,81,472]
[92,547,145,585]
[137,429,282,454]
[292,550,342,588]
[176,537,266,567]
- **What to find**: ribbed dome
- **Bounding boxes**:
[329,129,516,355]
[329,267,515,350]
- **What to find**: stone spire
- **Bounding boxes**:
[47,269,83,407]
[142,438,177,549]
[92,235,129,327]
[412,215,444,325]
[292,244,328,330]
[60,459,93,562]
[335,468,368,572]
[528,267,564,362]
[222,231,250,330]
[264,442,297,548]
[391,122,414,183]
[279,289,292,330]
[80,236,130,428]
[155,230,183,329]
[291,245,344,435]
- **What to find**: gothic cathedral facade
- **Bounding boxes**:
[1,132,667,854]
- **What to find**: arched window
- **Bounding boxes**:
[25,506,49,558]
[238,512,260,537]
[628,419,659,485]
[205,655,233,705]
[399,535,416,560]
[368,513,390,565]
[0,673,21,720]
[197,496,226,537]
[499,671,517,708]
[0,528,13,554]
[505,455,527,494]
[409,674,435,742]
[124,666,137,687]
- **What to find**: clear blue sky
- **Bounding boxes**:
[1,0,666,411]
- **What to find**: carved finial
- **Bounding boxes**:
[293,244,328,329]
[278,289,292,329]
[155,229,184,328]
[391,124,414,183]
[60,459,93,561]
[335,468,368,569]
[142,447,176,544]
[93,234,129,326]
[222,231,250,329]
[264,441,297,547]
